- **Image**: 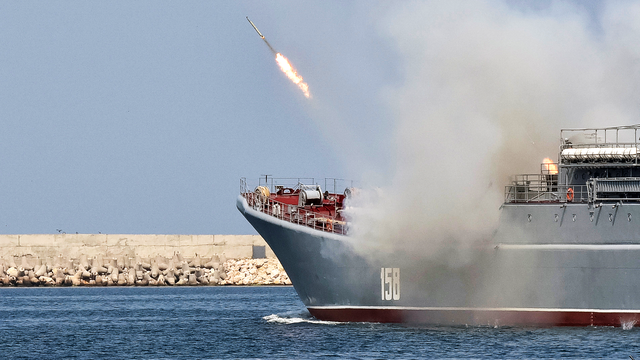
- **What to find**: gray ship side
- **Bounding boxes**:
[238,125,640,326]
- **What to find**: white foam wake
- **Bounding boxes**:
[621,319,637,330]
[263,313,341,325]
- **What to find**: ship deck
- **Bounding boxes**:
[240,177,349,235]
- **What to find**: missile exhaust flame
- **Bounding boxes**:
[276,53,311,99]
[246,16,311,99]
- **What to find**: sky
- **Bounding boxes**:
[1,1,637,235]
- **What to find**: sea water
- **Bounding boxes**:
[0,286,638,359]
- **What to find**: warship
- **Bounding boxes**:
[237,124,640,326]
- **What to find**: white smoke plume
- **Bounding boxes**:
[338,1,640,263]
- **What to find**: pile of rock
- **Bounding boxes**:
[0,254,290,287]
[220,258,291,285]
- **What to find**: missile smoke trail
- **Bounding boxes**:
[263,40,277,55]
[246,17,311,99]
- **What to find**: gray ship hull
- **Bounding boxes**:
[237,196,640,326]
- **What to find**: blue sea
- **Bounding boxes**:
[0,286,638,359]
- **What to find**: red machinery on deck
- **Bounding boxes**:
[240,178,350,235]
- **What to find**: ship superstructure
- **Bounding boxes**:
[506,125,640,205]
[238,125,640,326]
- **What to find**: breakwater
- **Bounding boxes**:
[0,254,291,286]
[0,234,291,286]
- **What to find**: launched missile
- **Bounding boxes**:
[246,17,265,39]
[245,16,310,98]
[246,16,276,55]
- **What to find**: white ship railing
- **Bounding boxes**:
[246,176,353,196]
[504,175,640,203]
[505,182,589,203]
[504,173,589,203]
[240,178,347,235]
[560,125,640,164]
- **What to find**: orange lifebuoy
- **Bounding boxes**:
[567,188,574,202]
[326,221,333,232]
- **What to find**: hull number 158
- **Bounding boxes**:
[380,267,400,301]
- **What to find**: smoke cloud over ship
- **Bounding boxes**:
[333,1,640,263]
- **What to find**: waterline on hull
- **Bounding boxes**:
[308,306,640,327]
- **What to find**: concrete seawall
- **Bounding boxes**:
[0,234,290,287]
[0,234,275,260]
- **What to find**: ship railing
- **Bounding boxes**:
[561,142,639,150]
[258,177,316,193]
[240,177,249,195]
[240,190,347,235]
[560,125,640,164]
[560,124,640,149]
[504,174,588,203]
[247,176,354,196]
[504,184,589,203]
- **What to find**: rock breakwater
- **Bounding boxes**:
[0,254,291,287]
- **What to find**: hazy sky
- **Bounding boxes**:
[0,1,629,235]
[1,2,353,235]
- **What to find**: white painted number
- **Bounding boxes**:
[380,267,400,301]
[392,268,400,300]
